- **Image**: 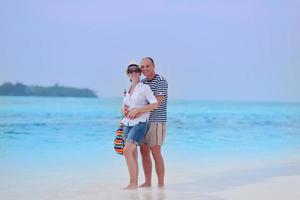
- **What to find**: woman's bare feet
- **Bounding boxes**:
[158,183,164,188]
[139,182,151,187]
[123,184,138,190]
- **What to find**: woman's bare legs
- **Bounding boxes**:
[123,142,138,189]
[140,143,152,187]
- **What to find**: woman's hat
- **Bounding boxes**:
[127,62,141,74]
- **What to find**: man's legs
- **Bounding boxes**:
[140,143,152,187]
[151,145,165,187]
[140,122,166,187]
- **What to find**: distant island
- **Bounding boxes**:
[0,82,97,98]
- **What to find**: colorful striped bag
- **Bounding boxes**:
[114,123,125,155]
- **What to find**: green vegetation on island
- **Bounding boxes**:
[0,82,97,98]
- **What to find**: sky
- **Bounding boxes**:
[1,0,299,102]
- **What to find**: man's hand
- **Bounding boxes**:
[127,108,141,119]
[134,113,144,118]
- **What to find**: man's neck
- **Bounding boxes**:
[146,73,156,81]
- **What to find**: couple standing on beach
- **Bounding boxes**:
[121,57,168,189]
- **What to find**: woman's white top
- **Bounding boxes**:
[122,82,157,126]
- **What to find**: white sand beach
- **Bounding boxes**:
[1,156,300,200]
[212,175,300,200]
[2,175,299,200]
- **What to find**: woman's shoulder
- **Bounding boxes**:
[123,84,131,96]
[138,82,151,89]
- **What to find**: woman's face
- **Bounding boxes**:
[127,68,141,81]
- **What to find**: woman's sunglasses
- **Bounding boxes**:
[127,69,141,74]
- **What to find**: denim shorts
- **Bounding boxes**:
[123,122,148,145]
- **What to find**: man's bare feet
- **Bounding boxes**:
[158,183,164,188]
[123,184,138,190]
[139,182,151,187]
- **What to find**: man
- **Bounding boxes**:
[126,57,168,188]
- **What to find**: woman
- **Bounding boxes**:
[121,63,158,189]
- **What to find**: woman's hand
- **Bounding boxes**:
[122,105,129,116]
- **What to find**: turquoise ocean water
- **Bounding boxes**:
[1,97,300,199]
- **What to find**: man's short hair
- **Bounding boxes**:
[143,56,155,65]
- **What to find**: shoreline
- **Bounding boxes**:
[1,156,300,200]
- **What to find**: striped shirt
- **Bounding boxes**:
[142,74,168,122]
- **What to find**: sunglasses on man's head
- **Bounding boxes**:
[127,69,141,74]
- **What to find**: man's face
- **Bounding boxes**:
[140,59,155,78]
